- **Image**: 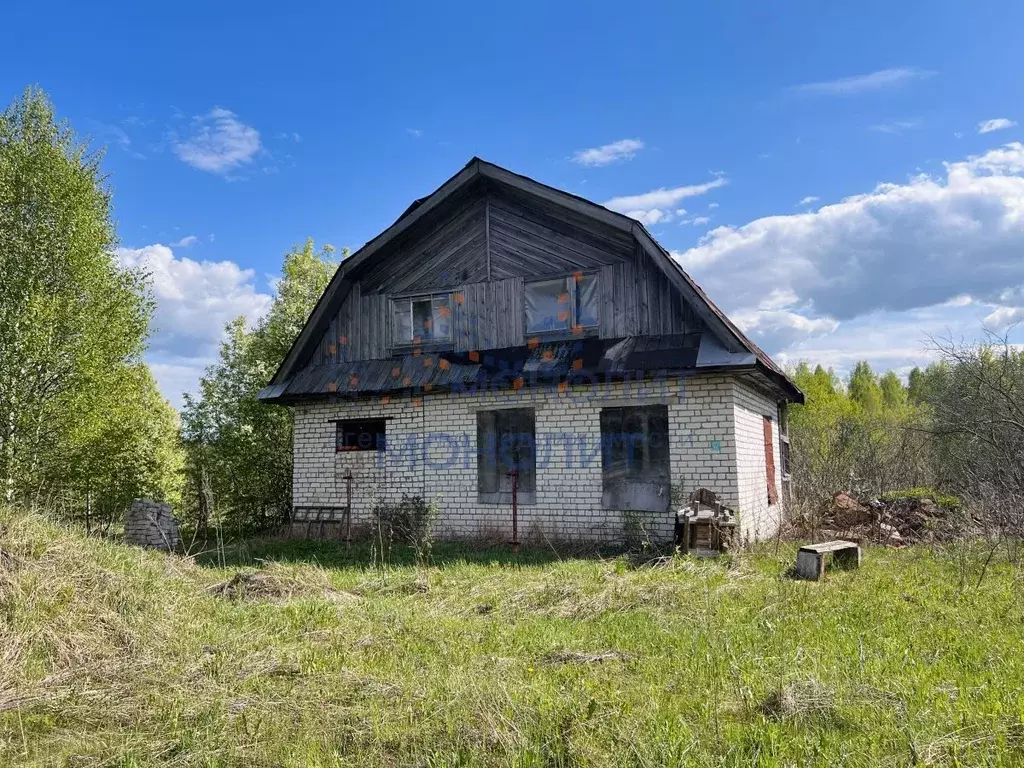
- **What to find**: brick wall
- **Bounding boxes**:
[731,378,785,542]
[292,374,754,544]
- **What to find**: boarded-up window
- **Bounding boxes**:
[477,408,536,503]
[763,415,778,505]
[525,274,599,335]
[391,293,452,345]
[600,405,670,511]
[336,419,387,452]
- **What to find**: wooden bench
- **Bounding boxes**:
[795,540,861,581]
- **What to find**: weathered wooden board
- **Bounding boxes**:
[300,182,707,373]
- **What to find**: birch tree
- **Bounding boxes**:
[0,87,177,513]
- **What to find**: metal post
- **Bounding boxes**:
[345,472,353,546]
[511,469,519,553]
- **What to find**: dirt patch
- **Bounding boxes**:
[209,571,360,604]
[542,650,634,665]
[760,679,835,719]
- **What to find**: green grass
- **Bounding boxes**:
[2,509,1024,766]
[879,487,963,510]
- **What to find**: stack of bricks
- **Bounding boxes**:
[124,499,181,551]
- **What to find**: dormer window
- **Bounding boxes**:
[525,273,599,335]
[392,293,452,346]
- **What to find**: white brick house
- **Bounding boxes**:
[260,159,803,544]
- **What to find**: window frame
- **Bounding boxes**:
[390,292,453,349]
[524,272,600,338]
[335,418,388,453]
[476,407,537,505]
[778,403,791,479]
[599,404,671,512]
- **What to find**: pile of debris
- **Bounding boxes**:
[794,491,971,545]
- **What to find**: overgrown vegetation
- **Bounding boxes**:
[788,337,1024,540]
[178,239,339,537]
[3,509,1024,766]
[370,495,440,565]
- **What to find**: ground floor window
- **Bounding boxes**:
[600,405,670,511]
[477,408,536,504]
[336,418,387,452]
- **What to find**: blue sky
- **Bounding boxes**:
[6,0,1024,406]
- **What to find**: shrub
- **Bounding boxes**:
[371,495,440,565]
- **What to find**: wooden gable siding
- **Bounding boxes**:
[309,282,390,365]
[486,189,633,277]
[302,186,702,371]
[600,244,701,339]
[454,277,524,351]
[358,194,488,294]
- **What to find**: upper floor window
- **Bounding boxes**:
[392,293,452,346]
[525,273,599,335]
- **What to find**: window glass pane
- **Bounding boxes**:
[646,409,669,480]
[336,419,387,452]
[525,278,570,334]
[575,273,599,328]
[412,299,432,343]
[476,411,498,493]
[393,302,412,344]
[601,406,669,484]
[622,410,645,481]
[477,408,536,495]
[394,294,451,345]
[431,295,452,340]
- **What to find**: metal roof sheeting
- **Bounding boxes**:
[258,333,709,403]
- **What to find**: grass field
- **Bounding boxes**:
[2,509,1023,766]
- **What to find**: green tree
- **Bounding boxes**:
[181,239,339,533]
[848,361,882,412]
[0,87,175,510]
[879,371,907,410]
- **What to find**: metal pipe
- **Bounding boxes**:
[511,469,519,554]
[345,472,353,546]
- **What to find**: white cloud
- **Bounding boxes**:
[689,216,711,226]
[708,202,720,209]
[171,235,199,248]
[870,119,921,134]
[117,244,272,406]
[984,305,1024,327]
[731,308,841,351]
[89,120,145,159]
[571,138,644,167]
[675,142,1024,371]
[797,196,820,206]
[172,107,262,174]
[791,67,935,96]
[978,118,1017,134]
[604,177,727,225]
[406,128,423,138]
